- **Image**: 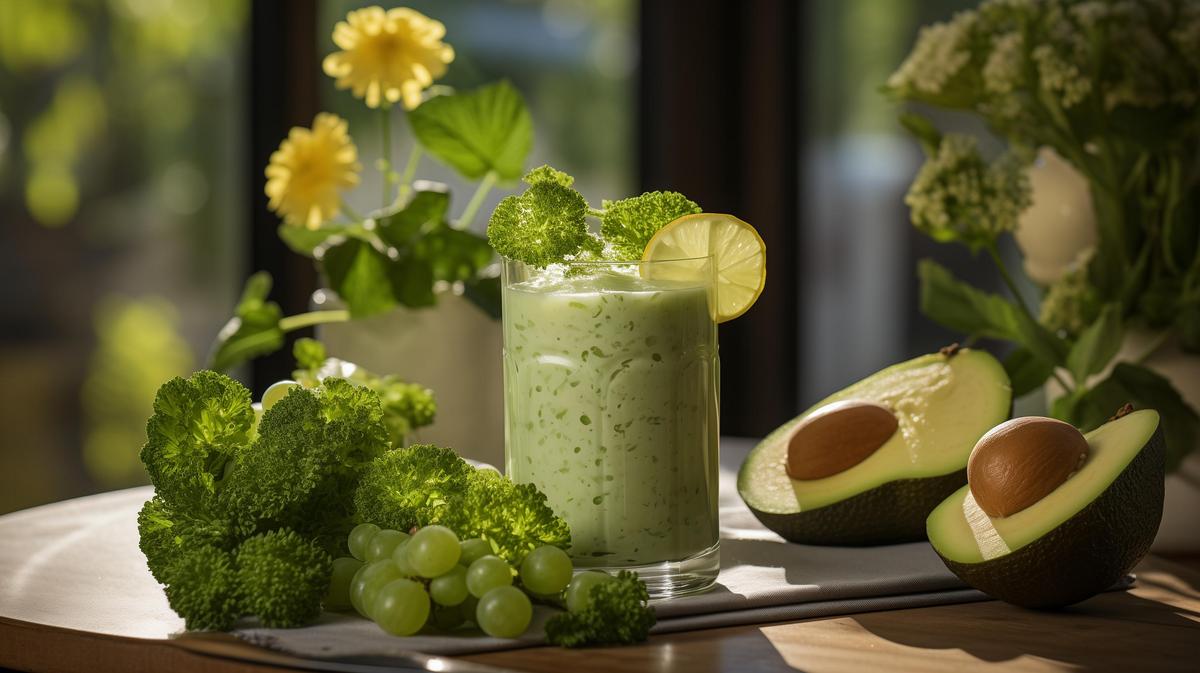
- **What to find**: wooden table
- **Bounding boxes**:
[2,490,1198,673]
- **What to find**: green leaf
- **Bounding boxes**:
[415,227,494,283]
[917,259,1019,340]
[1010,306,1069,370]
[1004,347,1054,398]
[1110,363,1199,471]
[376,190,450,250]
[463,275,502,320]
[389,255,436,308]
[322,239,399,318]
[1054,364,1200,472]
[208,272,285,371]
[408,80,533,181]
[1066,303,1123,384]
[277,224,349,257]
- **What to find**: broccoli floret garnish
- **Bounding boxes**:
[600,191,701,260]
[291,338,437,447]
[545,570,656,647]
[487,165,591,267]
[441,470,571,565]
[354,444,476,530]
[523,164,574,188]
[236,529,332,628]
[161,545,241,631]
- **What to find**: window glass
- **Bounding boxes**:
[0,0,248,512]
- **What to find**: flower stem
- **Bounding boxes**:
[341,200,366,222]
[381,106,393,207]
[396,143,423,207]
[986,241,1034,317]
[456,170,497,229]
[279,310,351,332]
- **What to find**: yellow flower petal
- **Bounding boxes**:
[264,113,362,229]
[322,5,455,110]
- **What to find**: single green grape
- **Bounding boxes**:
[466,556,513,598]
[350,560,403,619]
[348,523,381,561]
[459,538,492,567]
[261,380,300,410]
[475,586,532,638]
[392,539,417,576]
[565,571,615,613]
[408,525,461,578]
[366,529,409,562]
[430,604,466,631]
[519,545,573,595]
[324,556,364,611]
[373,579,430,637]
[429,565,469,606]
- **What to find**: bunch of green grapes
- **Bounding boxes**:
[326,522,609,639]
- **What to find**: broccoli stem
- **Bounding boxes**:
[456,170,498,229]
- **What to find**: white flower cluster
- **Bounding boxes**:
[905,134,1032,249]
[1039,251,1099,336]
[1032,45,1091,109]
[886,12,976,95]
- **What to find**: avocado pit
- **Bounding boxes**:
[786,400,899,480]
[967,416,1089,518]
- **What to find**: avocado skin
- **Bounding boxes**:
[748,469,967,546]
[936,428,1165,609]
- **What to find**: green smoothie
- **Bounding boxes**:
[502,263,719,567]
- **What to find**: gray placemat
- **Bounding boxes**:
[234,438,987,657]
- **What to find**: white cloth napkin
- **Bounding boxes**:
[235,438,989,657]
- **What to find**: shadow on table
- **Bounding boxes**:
[849,591,1200,672]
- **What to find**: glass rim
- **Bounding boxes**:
[503,254,714,266]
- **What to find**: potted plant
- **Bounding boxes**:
[209,7,535,464]
[886,0,1200,549]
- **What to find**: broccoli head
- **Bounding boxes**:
[354,444,475,531]
[441,469,571,566]
[138,495,238,584]
[544,571,655,647]
[140,370,255,514]
[236,529,332,628]
[224,378,389,534]
[161,545,241,631]
[600,191,701,260]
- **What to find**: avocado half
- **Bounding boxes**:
[738,348,1012,545]
[927,409,1164,608]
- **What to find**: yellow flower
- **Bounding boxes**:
[322,6,455,110]
[265,113,361,229]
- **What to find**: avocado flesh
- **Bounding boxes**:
[738,349,1011,545]
[927,410,1164,608]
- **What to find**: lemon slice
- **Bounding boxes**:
[641,213,766,322]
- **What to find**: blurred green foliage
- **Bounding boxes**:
[82,297,194,487]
